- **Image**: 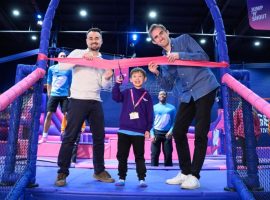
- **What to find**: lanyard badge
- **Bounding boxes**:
[129,89,147,120]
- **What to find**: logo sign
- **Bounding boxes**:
[247,0,270,30]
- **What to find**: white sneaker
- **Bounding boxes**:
[139,180,148,187]
[166,172,188,185]
[70,162,76,168]
[181,175,200,189]
[38,137,47,144]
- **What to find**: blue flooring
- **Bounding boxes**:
[24,166,240,200]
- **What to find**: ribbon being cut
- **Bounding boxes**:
[43,54,229,70]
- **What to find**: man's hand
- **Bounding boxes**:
[104,69,113,80]
[150,136,155,143]
[83,52,94,60]
[148,61,159,76]
[165,132,173,139]
[167,52,179,63]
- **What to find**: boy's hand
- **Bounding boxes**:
[116,75,124,84]
[145,131,150,139]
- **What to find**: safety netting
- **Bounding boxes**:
[226,85,270,200]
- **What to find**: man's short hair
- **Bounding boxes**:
[58,52,66,58]
[130,67,147,78]
[86,27,102,37]
[148,24,167,39]
[159,90,167,96]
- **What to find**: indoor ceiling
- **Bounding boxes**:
[0,0,270,63]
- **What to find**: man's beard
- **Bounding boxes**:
[90,43,100,51]
[160,99,166,104]
[90,47,100,51]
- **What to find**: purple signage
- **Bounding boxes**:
[247,0,270,30]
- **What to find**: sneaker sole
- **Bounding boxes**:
[181,185,200,190]
[166,180,183,185]
[93,174,115,183]
[55,181,66,187]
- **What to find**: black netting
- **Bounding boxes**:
[0,89,35,198]
[228,88,270,199]
[0,105,11,198]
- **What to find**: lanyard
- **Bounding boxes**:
[130,89,147,109]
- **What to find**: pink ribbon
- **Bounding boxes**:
[47,55,228,69]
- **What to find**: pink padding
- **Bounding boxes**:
[0,68,46,111]
[51,56,229,70]
[222,73,270,119]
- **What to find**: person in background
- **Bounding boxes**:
[211,128,220,155]
[233,103,261,166]
[38,52,72,144]
[148,24,219,189]
[55,27,114,187]
[268,119,270,135]
[150,90,176,167]
[112,68,153,187]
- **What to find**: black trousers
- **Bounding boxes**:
[71,134,81,163]
[151,130,173,166]
[173,89,216,179]
[117,133,146,181]
[57,98,105,175]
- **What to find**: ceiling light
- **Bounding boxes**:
[31,35,37,41]
[149,11,157,19]
[200,38,206,44]
[12,9,20,17]
[254,41,261,47]
[37,20,43,26]
[146,37,151,42]
[79,10,87,17]
[37,14,42,19]
[132,34,138,41]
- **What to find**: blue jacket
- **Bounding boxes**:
[157,34,220,103]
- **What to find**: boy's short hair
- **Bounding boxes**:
[130,67,147,78]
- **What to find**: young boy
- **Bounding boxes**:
[112,67,153,187]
